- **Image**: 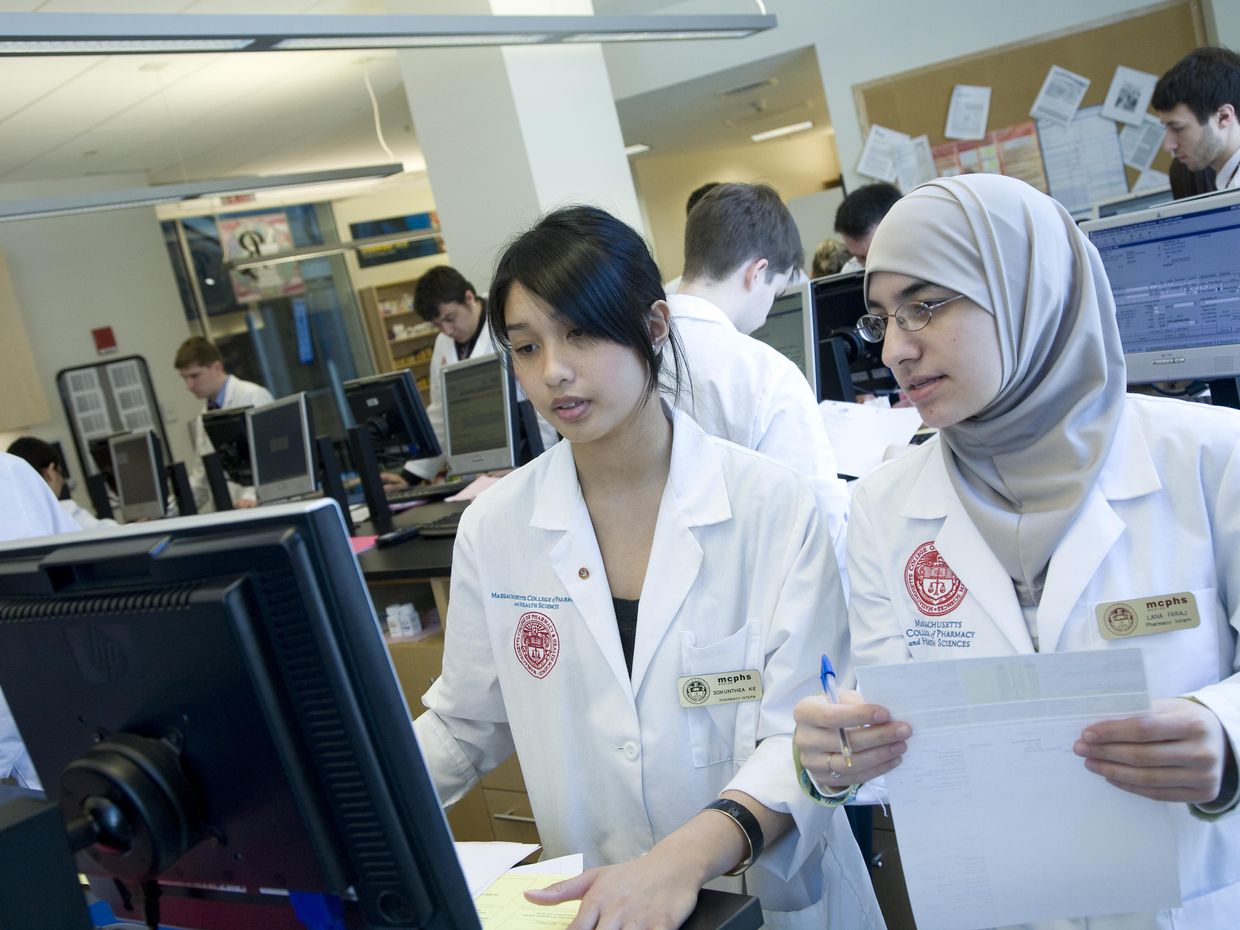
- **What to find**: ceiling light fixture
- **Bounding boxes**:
[750,120,814,143]
[0,163,403,224]
[624,143,651,157]
[0,12,775,56]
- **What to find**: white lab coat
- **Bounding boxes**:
[668,294,849,574]
[0,453,81,788]
[58,497,118,530]
[414,409,883,930]
[406,327,557,479]
[848,394,1240,929]
[188,374,274,508]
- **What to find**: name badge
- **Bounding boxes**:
[677,670,763,708]
[1095,591,1201,640]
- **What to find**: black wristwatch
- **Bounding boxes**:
[703,798,765,876]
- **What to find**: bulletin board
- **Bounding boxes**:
[854,0,1206,182]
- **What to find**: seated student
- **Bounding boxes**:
[6,436,117,529]
[412,206,881,930]
[386,265,556,488]
[793,174,1240,928]
[174,336,273,509]
[0,452,80,788]
[834,182,901,273]
[672,182,849,564]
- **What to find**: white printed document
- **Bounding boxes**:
[855,650,1181,930]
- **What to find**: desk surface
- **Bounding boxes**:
[354,499,461,581]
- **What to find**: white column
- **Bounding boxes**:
[389,0,642,290]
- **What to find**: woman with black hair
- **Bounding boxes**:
[412,206,880,930]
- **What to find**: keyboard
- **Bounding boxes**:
[416,511,462,538]
[386,478,468,504]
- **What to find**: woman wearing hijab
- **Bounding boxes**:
[794,174,1240,927]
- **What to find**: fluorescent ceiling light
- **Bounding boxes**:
[750,120,814,143]
[0,12,775,55]
[624,143,651,157]
[0,164,402,224]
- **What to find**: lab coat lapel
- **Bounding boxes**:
[630,411,732,691]
[904,445,1030,653]
[531,442,633,695]
[1037,409,1162,653]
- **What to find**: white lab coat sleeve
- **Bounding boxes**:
[413,521,515,807]
[187,408,213,509]
[753,364,849,554]
[1186,436,1240,808]
[846,480,915,671]
[405,336,449,480]
[723,492,847,881]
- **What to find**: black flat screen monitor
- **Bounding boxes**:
[1082,187,1240,384]
[0,501,481,930]
[344,371,441,468]
[87,435,119,493]
[247,393,317,504]
[812,271,898,400]
[750,278,819,396]
[108,429,166,522]
[201,406,253,486]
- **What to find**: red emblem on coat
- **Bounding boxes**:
[514,611,560,679]
[904,541,968,617]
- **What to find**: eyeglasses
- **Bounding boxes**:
[856,293,968,343]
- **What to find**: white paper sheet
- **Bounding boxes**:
[1120,113,1168,170]
[1037,105,1130,216]
[1101,65,1158,126]
[945,85,991,141]
[1029,65,1091,126]
[895,135,938,191]
[818,400,924,478]
[509,853,584,876]
[1134,167,1171,191]
[857,124,909,183]
[455,842,542,897]
[855,650,1181,930]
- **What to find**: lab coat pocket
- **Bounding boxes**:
[680,622,763,768]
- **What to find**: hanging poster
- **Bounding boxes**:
[219,212,304,303]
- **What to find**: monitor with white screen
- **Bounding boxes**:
[750,278,818,394]
[108,429,165,521]
[246,393,317,503]
[1090,186,1174,220]
[441,354,517,475]
[1082,187,1240,384]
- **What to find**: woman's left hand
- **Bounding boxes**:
[524,852,701,930]
[1074,697,1230,803]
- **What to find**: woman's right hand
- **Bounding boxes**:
[793,690,911,788]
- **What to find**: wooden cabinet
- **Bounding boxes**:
[358,279,439,406]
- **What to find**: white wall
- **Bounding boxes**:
[630,127,839,276]
[604,0,1186,191]
[0,177,201,495]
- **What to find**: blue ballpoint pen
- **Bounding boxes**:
[820,654,853,768]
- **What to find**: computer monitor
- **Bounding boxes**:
[1090,186,1174,220]
[247,393,317,504]
[108,429,166,521]
[0,500,481,930]
[441,354,518,475]
[1082,187,1240,384]
[812,270,898,400]
[201,406,253,486]
[343,370,441,468]
[750,278,818,395]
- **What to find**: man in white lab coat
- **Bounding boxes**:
[175,336,273,510]
[671,182,849,563]
[0,452,80,788]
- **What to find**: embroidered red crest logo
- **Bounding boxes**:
[904,541,968,617]
[514,611,560,679]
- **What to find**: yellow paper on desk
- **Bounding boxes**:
[475,874,578,930]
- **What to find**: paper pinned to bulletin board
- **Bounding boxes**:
[931,122,1049,192]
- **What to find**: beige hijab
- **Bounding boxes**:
[864,174,1126,593]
